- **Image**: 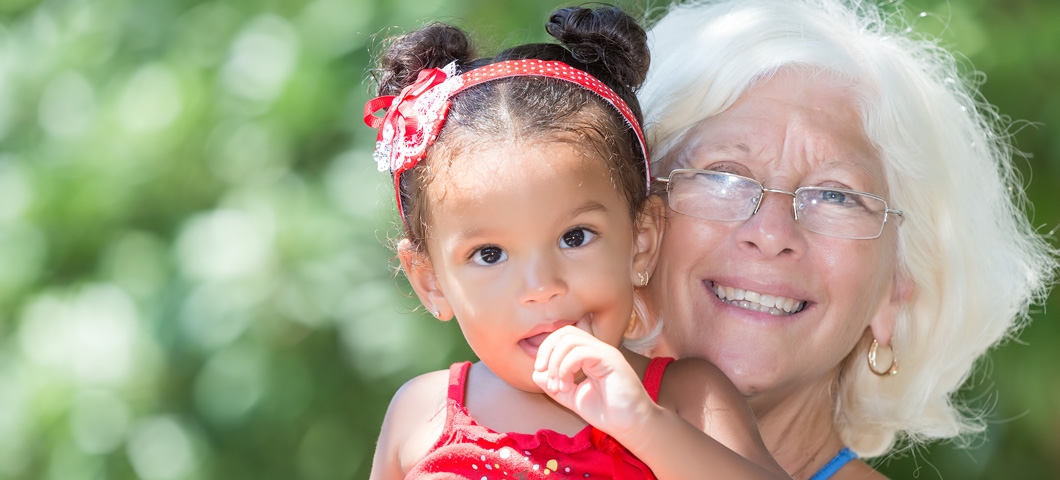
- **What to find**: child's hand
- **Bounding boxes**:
[531,325,655,439]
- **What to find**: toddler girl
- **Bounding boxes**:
[365,7,788,480]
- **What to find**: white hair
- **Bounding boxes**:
[639,0,1057,458]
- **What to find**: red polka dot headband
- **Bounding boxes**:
[363,59,651,221]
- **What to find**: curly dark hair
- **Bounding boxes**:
[373,6,650,253]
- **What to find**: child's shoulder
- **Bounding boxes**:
[385,368,451,438]
[371,368,452,479]
[660,356,733,388]
[656,356,745,414]
[390,367,451,413]
[656,357,775,466]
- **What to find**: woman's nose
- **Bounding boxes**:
[519,255,568,305]
[734,190,807,258]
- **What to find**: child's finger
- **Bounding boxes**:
[534,325,588,371]
[534,326,575,371]
[533,332,557,373]
[555,344,604,387]
[541,327,593,387]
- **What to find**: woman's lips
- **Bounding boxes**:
[709,281,807,316]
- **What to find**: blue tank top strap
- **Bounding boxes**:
[808,447,857,480]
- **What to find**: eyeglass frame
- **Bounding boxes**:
[654,169,904,240]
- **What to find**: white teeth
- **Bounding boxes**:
[713,283,805,315]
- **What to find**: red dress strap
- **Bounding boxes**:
[447,361,471,404]
[440,361,472,438]
[642,357,674,403]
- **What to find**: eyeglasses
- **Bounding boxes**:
[655,169,904,239]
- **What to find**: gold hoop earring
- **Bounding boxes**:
[867,338,899,376]
[637,271,649,287]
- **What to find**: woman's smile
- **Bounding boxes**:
[709,281,807,316]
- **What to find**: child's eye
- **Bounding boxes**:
[559,228,596,249]
[472,246,507,265]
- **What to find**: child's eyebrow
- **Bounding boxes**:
[449,200,610,244]
[567,200,608,219]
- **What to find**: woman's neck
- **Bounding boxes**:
[748,379,848,480]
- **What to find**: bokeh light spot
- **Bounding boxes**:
[17,284,141,386]
[100,231,169,300]
[295,0,375,58]
[45,440,104,480]
[179,281,258,351]
[118,63,183,133]
[126,415,199,480]
[70,389,131,454]
[176,208,275,281]
[324,148,391,220]
[0,357,31,478]
[193,344,264,426]
[0,223,45,299]
[222,15,298,102]
[0,157,33,222]
[37,71,95,138]
[205,121,286,184]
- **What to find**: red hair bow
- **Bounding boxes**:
[364,65,460,178]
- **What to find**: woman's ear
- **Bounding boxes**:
[630,195,666,287]
[868,269,913,347]
[397,239,454,321]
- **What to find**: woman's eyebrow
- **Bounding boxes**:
[724,143,753,155]
[675,142,753,169]
[693,142,753,159]
[819,157,884,185]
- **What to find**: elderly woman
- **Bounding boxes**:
[634,0,1057,478]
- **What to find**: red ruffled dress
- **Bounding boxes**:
[406,358,674,480]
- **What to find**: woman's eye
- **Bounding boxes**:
[472,246,507,265]
[819,190,851,205]
[560,228,596,249]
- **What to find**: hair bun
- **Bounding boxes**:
[545,7,649,90]
[376,23,476,96]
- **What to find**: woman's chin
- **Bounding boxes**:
[711,355,779,395]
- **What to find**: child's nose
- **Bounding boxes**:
[519,256,568,305]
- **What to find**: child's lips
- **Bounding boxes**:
[519,332,551,355]
[524,332,550,348]
[519,315,591,356]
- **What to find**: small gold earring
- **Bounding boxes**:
[867,338,899,376]
[637,271,649,287]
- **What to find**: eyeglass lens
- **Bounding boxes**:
[665,170,891,239]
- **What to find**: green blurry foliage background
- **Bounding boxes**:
[0,0,1055,479]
